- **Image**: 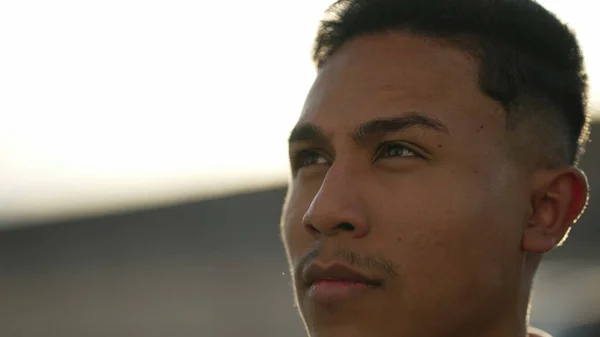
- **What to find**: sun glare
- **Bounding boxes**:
[0,0,597,226]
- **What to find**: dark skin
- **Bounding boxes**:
[280,32,588,337]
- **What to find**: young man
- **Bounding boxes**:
[280,0,591,336]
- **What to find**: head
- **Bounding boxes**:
[280,1,591,337]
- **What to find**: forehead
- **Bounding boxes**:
[299,32,504,134]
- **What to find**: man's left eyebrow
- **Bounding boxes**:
[288,123,328,144]
[351,113,449,142]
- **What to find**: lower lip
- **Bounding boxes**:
[306,280,379,304]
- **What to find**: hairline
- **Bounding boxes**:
[314,30,574,169]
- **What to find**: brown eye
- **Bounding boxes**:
[378,143,418,158]
[291,149,329,171]
[302,152,327,167]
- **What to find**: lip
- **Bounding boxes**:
[302,262,382,303]
[303,262,382,287]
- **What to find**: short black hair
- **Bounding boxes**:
[312,0,590,166]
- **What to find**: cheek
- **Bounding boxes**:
[370,166,525,319]
[374,164,523,277]
[280,185,314,261]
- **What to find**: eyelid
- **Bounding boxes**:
[290,147,330,171]
[290,147,325,160]
[374,141,428,161]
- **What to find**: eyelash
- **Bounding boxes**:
[374,142,421,161]
[291,142,422,172]
[291,148,328,171]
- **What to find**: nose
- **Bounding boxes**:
[301,165,370,239]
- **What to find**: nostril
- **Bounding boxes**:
[306,224,320,235]
[338,222,355,231]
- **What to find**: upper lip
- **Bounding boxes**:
[302,262,382,287]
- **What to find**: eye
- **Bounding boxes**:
[377,142,420,159]
[291,149,329,171]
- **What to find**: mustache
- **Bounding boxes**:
[294,245,400,280]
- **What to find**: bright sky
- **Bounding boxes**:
[0,0,598,228]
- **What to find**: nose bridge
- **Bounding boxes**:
[302,161,370,237]
[315,162,359,206]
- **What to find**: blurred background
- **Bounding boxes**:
[0,1,598,336]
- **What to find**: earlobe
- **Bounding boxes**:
[522,167,589,254]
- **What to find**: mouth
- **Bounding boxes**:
[302,262,383,304]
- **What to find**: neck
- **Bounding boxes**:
[457,258,537,337]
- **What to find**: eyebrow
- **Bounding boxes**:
[288,112,449,144]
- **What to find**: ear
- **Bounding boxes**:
[522,167,589,253]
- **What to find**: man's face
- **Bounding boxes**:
[281,33,533,337]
